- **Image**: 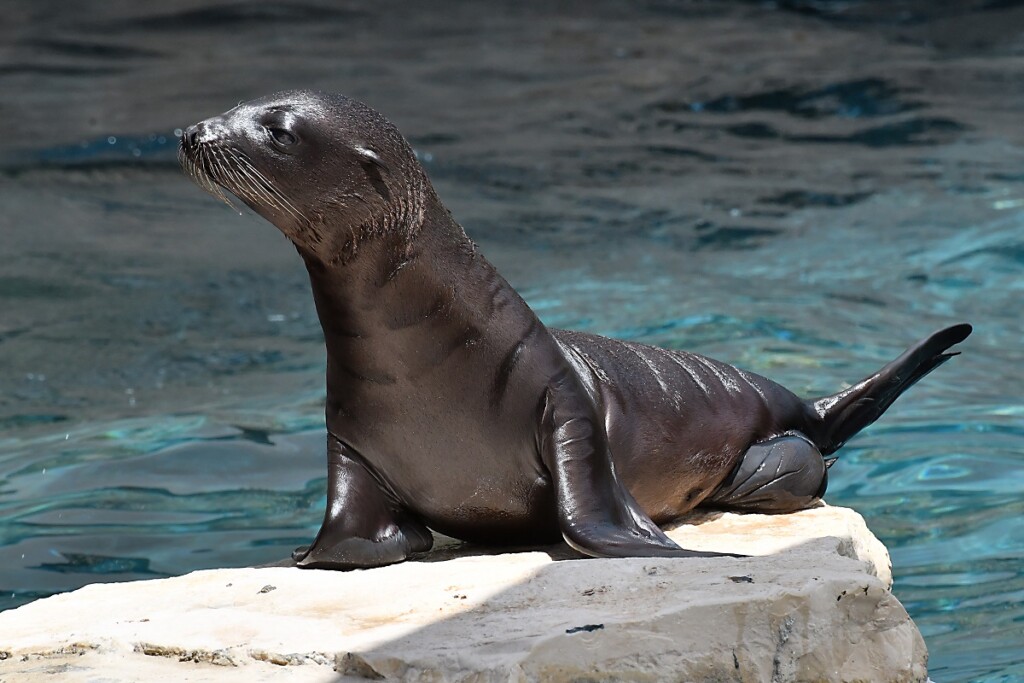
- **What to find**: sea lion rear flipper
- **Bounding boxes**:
[808,323,973,454]
[705,434,828,513]
[542,369,740,559]
[294,436,433,570]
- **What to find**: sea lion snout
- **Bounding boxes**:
[180,116,232,150]
[181,124,200,148]
[178,107,316,249]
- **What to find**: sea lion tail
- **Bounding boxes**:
[806,323,972,455]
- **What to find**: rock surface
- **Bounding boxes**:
[0,505,926,682]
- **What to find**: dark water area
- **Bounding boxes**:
[1,1,1022,680]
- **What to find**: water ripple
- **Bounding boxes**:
[1,2,1022,680]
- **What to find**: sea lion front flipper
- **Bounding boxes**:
[542,369,738,559]
[293,436,433,570]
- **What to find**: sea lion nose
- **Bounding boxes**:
[183,118,227,147]
[183,124,201,148]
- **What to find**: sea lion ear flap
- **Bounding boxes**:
[354,145,391,201]
[354,146,391,174]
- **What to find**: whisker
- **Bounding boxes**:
[197,145,225,200]
[181,139,313,233]
[231,150,308,225]
[209,146,247,214]
[201,145,233,208]
[231,151,292,208]
[229,154,282,209]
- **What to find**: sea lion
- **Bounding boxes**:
[179,90,971,568]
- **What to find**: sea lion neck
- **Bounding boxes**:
[301,195,536,380]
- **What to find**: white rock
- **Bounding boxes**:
[0,505,926,682]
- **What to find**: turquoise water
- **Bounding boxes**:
[1,2,1022,680]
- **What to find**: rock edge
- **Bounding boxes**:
[0,505,927,682]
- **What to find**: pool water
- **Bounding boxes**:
[1,1,1021,680]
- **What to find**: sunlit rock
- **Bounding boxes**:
[0,505,926,682]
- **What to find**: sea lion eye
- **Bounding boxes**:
[268,127,296,146]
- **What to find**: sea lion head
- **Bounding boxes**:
[179,90,428,263]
